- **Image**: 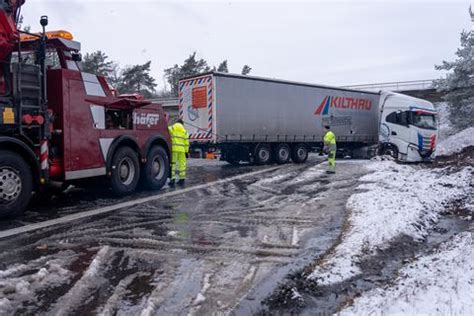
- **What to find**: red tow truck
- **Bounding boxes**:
[0,1,171,217]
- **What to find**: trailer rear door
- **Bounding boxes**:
[178,74,216,142]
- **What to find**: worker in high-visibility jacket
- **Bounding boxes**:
[168,119,189,186]
[323,125,337,173]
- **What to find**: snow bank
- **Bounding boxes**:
[308,161,472,285]
[436,127,474,156]
[341,232,474,315]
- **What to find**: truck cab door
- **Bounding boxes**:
[382,110,411,155]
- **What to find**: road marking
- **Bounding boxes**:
[0,165,284,240]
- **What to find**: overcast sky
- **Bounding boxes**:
[21,0,473,90]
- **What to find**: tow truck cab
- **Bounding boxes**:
[379,92,438,162]
[0,29,171,217]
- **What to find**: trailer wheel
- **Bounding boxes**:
[0,150,33,218]
[110,146,140,195]
[255,144,272,165]
[273,143,291,164]
[143,146,169,190]
[291,144,308,163]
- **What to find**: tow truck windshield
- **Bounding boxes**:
[11,49,61,69]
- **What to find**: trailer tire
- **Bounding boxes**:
[291,144,308,163]
[255,144,272,165]
[273,143,291,164]
[110,146,140,195]
[143,146,169,190]
[0,150,33,218]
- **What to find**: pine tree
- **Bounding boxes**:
[81,51,114,77]
[241,65,252,75]
[434,19,474,130]
[164,52,211,96]
[217,60,229,73]
[118,61,157,98]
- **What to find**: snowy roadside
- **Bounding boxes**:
[436,127,474,157]
[308,160,473,286]
[341,231,474,315]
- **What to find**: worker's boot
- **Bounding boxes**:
[169,179,176,187]
[178,179,185,186]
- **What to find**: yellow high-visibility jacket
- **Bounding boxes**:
[324,130,337,150]
[168,122,189,153]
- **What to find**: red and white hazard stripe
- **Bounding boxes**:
[40,139,49,170]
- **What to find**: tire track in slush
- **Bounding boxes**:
[0,164,286,240]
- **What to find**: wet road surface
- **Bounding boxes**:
[0,158,368,315]
[0,159,273,231]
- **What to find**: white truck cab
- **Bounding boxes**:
[379,92,438,162]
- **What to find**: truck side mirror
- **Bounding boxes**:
[72,53,82,62]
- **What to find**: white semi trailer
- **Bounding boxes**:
[178,72,438,164]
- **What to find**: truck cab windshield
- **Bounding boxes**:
[411,112,436,130]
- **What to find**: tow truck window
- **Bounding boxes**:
[386,111,409,126]
[410,112,437,130]
[11,49,61,69]
[105,109,132,130]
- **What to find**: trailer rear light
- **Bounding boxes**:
[20,30,74,42]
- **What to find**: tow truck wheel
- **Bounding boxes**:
[110,147,140,195]
[0,150,33,218]
[143,146,169,190]
[291,144,308,163]
[273,143,291,164]
[255,144,272,165]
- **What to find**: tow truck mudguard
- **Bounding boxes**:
[0,136,41,188]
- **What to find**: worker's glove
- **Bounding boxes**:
[323,146,329,154]
[185,153,189,158]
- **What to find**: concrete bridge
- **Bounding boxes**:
[342,79,445,102]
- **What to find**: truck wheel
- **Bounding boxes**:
[291,144,308,163]
[255,144,272,165]
[381,146,399,161]
[143,146,169,190]
[110,147,140,195]
[273,143,291,164]
[0,150,33,218]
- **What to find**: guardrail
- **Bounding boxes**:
[342,79,436,92]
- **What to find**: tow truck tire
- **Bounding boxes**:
[0,150,33,218]
[273,143,291,164]
[291,144,308,163]
[255,144,272,165]
[143,146,169,190]
[110,146,140,195]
